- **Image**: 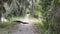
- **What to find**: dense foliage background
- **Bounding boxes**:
[0,0,60,34]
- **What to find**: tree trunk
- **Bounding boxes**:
[32,0,35,16]
[0,12,1,22]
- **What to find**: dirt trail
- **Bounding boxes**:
[11,22,37,34]
[11,14,38,34]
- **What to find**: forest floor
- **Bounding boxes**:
[0,14,39,34]
[12,18,37,34]
[11,18,38,34]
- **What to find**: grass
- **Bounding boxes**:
[0,22,15,34]
[0,21,17,28]
[34,22,49,34]
[0,16,24,34]
[0,15,24,28]
[30,17,43,25]
[0,30,12,34]
[30,17,49,34]
[8,16,24,21]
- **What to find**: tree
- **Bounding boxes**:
[40,0,60,34]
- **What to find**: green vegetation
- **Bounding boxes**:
[0,30,11,34]
[0,21,17,28]
[33,0,60,34]
[0,0,60,34]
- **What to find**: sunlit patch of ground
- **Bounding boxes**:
[30,17,44,26]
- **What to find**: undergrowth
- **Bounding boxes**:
[0,21,17,28]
